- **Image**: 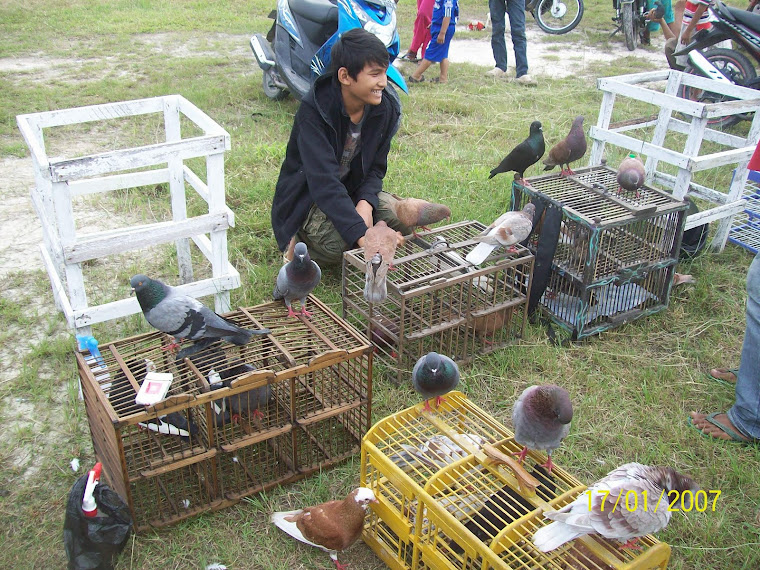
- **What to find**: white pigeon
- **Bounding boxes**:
[532,463,699,552]
[466,203,535,265]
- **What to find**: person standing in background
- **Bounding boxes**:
[401,0,435,63]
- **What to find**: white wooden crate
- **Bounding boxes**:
[17,95,240,334]
[588,70,760,251]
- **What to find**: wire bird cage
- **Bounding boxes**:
[77,295,372,531]
[728,169,760,254]
[513,165,689,340]
[342,221,534,384]
[361,392,671,570]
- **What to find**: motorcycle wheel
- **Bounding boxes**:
[262,69,288,101]
[621,2,636,51]
[680,48,757,129]
[534,0,584,35]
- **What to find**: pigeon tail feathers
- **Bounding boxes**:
[532,521,585,552]
[270,510,333,554]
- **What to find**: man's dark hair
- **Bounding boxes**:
[330,28,389,80]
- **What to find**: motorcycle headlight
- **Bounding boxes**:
[363,12,396,47]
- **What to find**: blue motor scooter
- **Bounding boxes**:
[250,0,407,101]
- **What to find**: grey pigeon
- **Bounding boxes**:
[389,197,451,237]
[489,121,545,183]
[533,463,699,552]
[412,352,460,412]
[617,153,646,198]
[542,115,587,176]
[363,221,402,304]
[466,203,536,265]
[512,384,572,473]
[130,274,270,357]
[209,360,273,427]
[273,242,321,318]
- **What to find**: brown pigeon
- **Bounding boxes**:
[512,384,572,473]
[473,308,511,344]
[543,115,587,176]
[370,313,399,358]
[616,153,646,198]
[271,487,378,570]
[390,197,451,236]
[363,221,403,303]
[465,203,536,265]
[533,463,699,552]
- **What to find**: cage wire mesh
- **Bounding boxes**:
[78,295,372,530]
[343,221,533,383]
[729,169,760,254]
[361,392,671,570]
[512,166,688,339]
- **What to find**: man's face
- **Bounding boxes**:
[342,62,388,106]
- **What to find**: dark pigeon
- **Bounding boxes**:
[617,153,646,198]
[130,274,270,358]
[209,360,273,427]
[512,384,573,474]
[412,352,460,412]
[489,121,545,182]
[273,242,321,318]
[543,115,587,176]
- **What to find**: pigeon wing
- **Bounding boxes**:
[145,294,207,339]
[295,502,354,552]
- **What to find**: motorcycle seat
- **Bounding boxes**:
[290,0,339,25]
[722,4,760,35]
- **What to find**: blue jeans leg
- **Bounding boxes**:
[728,252,760,440]
[489,0,508,71]
[506,0,529,77]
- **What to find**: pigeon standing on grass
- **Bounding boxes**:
[273,241,321,318]
[390,197,451,236]
[130,274,270,358]
[542,115,587,176]
[489,121,545,183]
[412,352,460,412]
[466,203,535,265]
[512,384,572,473]
[271,487,378,570]
[363,221,403,303]
[617,153,646,198]
[532,463,700,552]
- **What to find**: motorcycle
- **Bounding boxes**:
[674,0,760,128]
[526,0,584,35]
[611,0,648,51]
[250,0,407,101]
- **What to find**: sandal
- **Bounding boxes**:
[407,75,424,83]
[688,412,756,444]
[707,367,739,387]
[430,77,446,84]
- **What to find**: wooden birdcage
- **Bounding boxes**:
[342,221,534,384]
[513,165,689,340]
[361,392,671,570]
[77,295,372,531]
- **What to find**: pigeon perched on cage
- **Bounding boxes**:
[616,153,646,198]
[512,384,572,474]
[532,463,700,552]
[466,203,535,265]
[389,196,451,236]
[412,352,460,412]
[542,115,587,176]
[271,487,378,570]
[130,274,270,358]
[488,120,545,183]
[363,221,403,303]
[274,241,321,318]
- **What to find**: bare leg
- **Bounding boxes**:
[411,59,434,81]
[439,58,449,83]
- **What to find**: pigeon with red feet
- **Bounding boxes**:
[389,197,451,237]
[412,351,460,412]
[533,463,699,552]
[466,203,535,265]
[543,115,587,176]
[512,384,572,473]
[271,487,378,570]
[274,241,321,318]
[489,120,545,183]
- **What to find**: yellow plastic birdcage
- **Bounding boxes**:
[361,392,670,569]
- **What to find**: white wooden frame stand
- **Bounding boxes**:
[588,70,760,251]
[17,95,240,336]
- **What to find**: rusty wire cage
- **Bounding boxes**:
[342,221,534,384]
[513,166,689,340]
[77,295,372,531]
[361,392,671,570]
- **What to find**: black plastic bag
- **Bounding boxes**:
[63,471,133,570]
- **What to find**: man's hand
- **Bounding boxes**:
[356,200,373,230]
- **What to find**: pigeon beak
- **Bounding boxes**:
[130,287,135,296]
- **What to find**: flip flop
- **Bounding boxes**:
[407,75,424,83]
[707,367,738,388]
[687,412,756,445]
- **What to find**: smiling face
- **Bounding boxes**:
[339,62,387,110]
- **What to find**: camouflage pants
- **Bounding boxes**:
[297,191,411,266]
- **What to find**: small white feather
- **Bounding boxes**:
[70,458,80,472]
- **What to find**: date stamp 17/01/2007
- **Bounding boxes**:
[586,489,721,513]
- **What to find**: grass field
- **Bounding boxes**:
[1,0,759,568]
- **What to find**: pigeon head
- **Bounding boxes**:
[293,242,310,264]
[651,466,700,509]
[130,274,167,311]
[422,351,443,375]
[529,121,543,135]
[370,252,383,276]
[572,115,584,128]
[521,203,536,220]
[351,487,379,510]
[532,385,573,425]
